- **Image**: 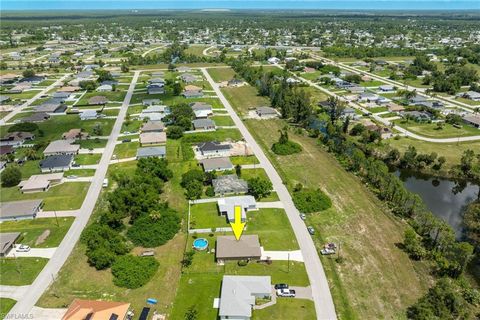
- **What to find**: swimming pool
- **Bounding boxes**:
[193,238,209,250]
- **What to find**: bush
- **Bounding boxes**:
[137,157,173,182]
[271,140,302,155]
[111,255,159,289]
[86,247,117,269]
[205,186,215,197]
[247,177,273,200]
[1,166,21,187]
[127,208,180,247]
[292,189,332,213]
[167,125,184,139]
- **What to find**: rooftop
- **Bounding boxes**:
[216,235,262,260]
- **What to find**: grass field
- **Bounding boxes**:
[221,85,270,116]
[0,257,49,285]
[74,154,101,165]
[0,182,90,211]
[0,298,16,315]
[76,138,108,149]
[207,67,237,82]
[255,299,316,319]
[211,115,235,126]
[113,141,139,158]
[0,218,74,248]
[190,202,228,229]
[223,83,433,319]
[394,120,480,138]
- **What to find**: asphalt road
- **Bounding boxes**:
[202,68,337,320]
[5,71,140,318]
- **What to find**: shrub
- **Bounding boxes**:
[167,125,184,139]
[111,255,159,289]
[137,157,173,182]
[86,247,117,269]
[271,140,302,155]
[292,189,332,213]
[205,186,215,197]
[127,208,180,247]
[181,250,195,268]
[1,166,21,187]
[247,177,273,200]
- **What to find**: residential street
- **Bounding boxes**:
[202,68,337,320]
[5,71,141,318]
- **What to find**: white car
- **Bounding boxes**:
[276,288,296,297]
[321,248,336,255]
[16,244,31,252]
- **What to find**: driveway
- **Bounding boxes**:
[0,285,29,300]
[261,249,304,262]
[7,247,57,259]
[202,68,337,320]
[30,306,67,320]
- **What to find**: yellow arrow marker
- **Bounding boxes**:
[230,205,246,241]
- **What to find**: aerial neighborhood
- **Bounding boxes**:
[0,6,480,320]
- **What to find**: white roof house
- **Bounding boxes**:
[43,140,80,156]
[96,84,113,92]
[217,195,256,222]
[80,110,98,120]
[218,275,271,320]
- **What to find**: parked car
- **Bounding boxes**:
[321,248,336,255]
[307,226,315,235]
[276,288,296,297]
[122,139,131,143]
[300,213,306,220]
[72,163,80,167]
[274,283,289,290]
[16,244,30,252]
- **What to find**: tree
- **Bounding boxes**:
[137,157,173,182]
[292,188,332,213]
[121,63,129,73]
[184,179,203,200]
[403,227,425,260]
[172,82,184,96]
[326,96,346,124]
[22,69,35,78]
[247,177,272,200]
[111,255,159,289]
[167,125,184,139]
[184,306,198,320]
[463,201,480,251]
[127,208,180,247]
[92,123,103,136]
[1,166,21,187]
[235,164,242,177]
[350,123,366,136]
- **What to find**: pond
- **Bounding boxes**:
[396,170,479,239]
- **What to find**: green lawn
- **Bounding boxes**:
[207,67,237,82]
[182,129,243,143]
[368,106,388,113]
[0,218,74,248]
[221,85,270,116]
[230,155,259,165]
[76,138,108,149]
[394,120,480,138]
[17,160,41,179]
[239,168,269,181]
[190,202,228,229]
[211,115,235,126]
[0,257,49,285]
[74,154,101,165]
[0,298,16,315]
[0,182,90,211]
[63,169,96,177]
[254,299,316,319]
[113,141,139,159]
[76,90,126,105]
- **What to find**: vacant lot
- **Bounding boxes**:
[0,182,90,211]
[394,120,480,138]
[222,85,270,116]
[207,67,237,82]
[0,257,49,285]
[0,217,74,248]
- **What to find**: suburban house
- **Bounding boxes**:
[200,157,234,172]
[196,141,232,157]
[176,66,192,73]
[255,106,278,119]
[35,101,67,114]
[62,299,131,320]
[58,86,81,93]
[52,91,72,100]
[0,132,35,147]
[0,232,21,257]
[18,173,63,193]
[140,120,165,133]
[139,132,167,145]
[358,92,380,103]
[88,96,108,105]
[39,154,74,172]
[180,73,197,83]
[409,95,429,105]
[268,57,280,64]
[216,235,262,263]
[62,129,89,140]
[378,85,395,92]
[0,199,44,222]
[402,110,433,122]
[43,140,80,156]
[461,91,480,101]
[387,102,405,113]
[190,102,213,112]
[463,114,480,128]
[142,99,161,106]
[80,110,99,120]
[19,75,45,84]
[194,108,213,119]
[213,174,248,196]
[136,146,166,159]
[192,118,215,131]
[0,145,14,156]
[218,275,272,320]
[20,112,50,123]
[217,196,256,222]
[147,84,165,95]
[96,84,113,92]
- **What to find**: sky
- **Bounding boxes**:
[1,0,479,11]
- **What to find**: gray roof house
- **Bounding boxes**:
[39,154,74,173]
[0,232,21,256]
[141,121,165,132]
[213,174,248,196]
[217,195,256,222]
[200,157,234,172]
[143,99,161,106]
[43,140,80,156]
[216,235,262,262]
[147,85,165,95]
[20,112,50,123]
[180,73,197,83]
[136,146,166,159]
[182,90,204,98]
[197,141,232,157]
[0,199,43,222]
[80,110,98,120]
[192,119,215,131]
[218,275,271,320]
[463,114,480,128]
[255,106,278,118]
[463,91,480,101]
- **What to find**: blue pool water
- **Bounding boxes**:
[193,238,209,250]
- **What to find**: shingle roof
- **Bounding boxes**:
[200,157,233,171]
[0,200,43,219]
[136,146,166,158]
[213,174,248,195]
[40,154,74,169]
[216,235,261,260]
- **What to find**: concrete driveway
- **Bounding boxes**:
[7,247,57,259]
[261,249,304,262]
[0,285,29,300]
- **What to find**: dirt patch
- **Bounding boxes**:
[35,229,51,245]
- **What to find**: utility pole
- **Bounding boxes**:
[54,210,59,227]
[287,252,290,273]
